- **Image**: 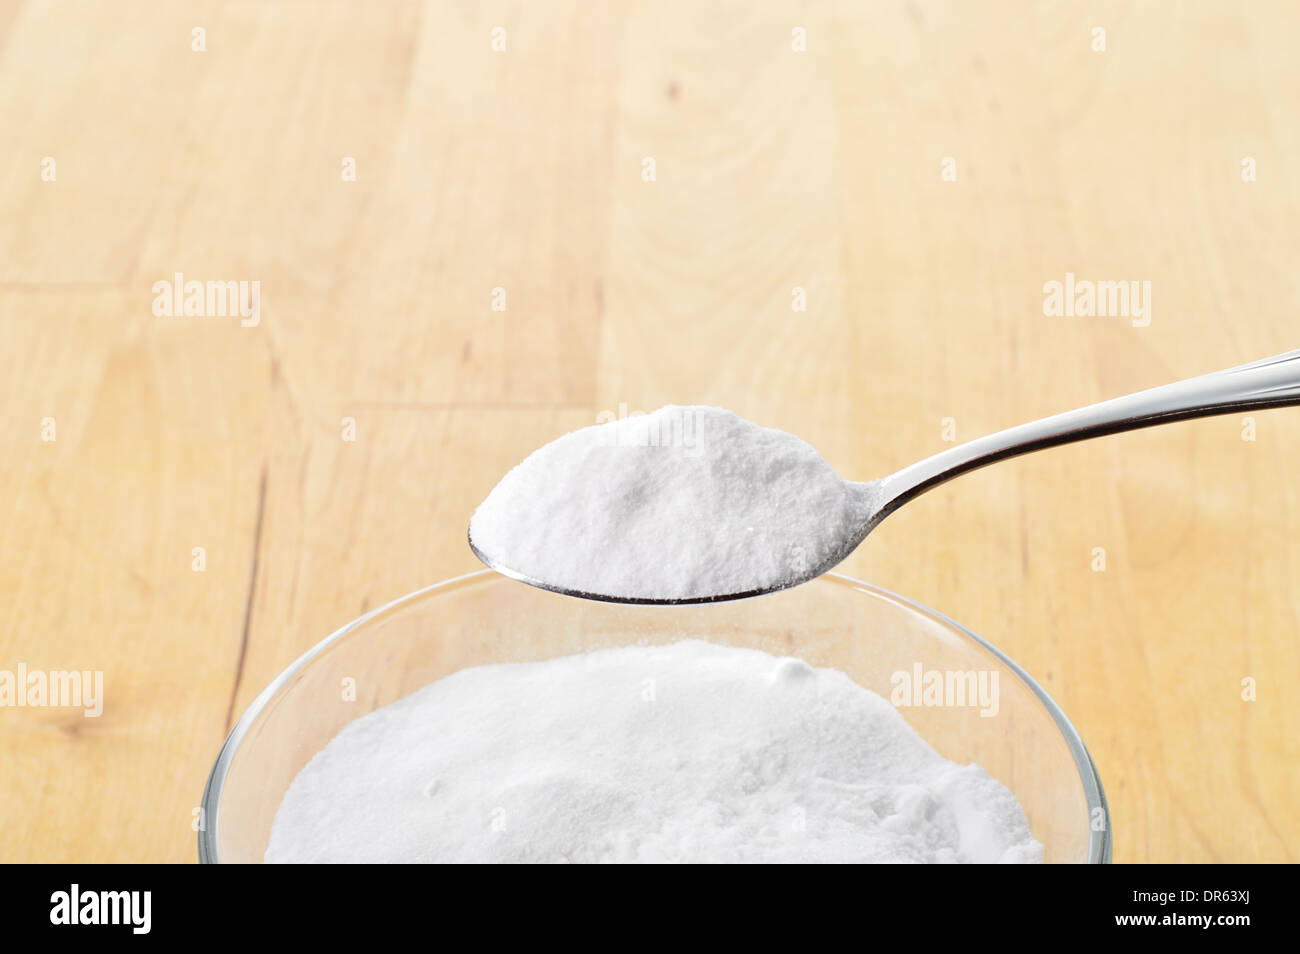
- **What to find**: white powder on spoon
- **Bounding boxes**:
[469,406,872,601]
[266,641,1042,864]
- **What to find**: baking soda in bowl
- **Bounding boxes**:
[266,641,1042,864]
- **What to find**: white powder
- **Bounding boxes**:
[266,641,1043,864]
[469,406,871,601]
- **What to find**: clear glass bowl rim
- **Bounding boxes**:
[198,569,1112,864]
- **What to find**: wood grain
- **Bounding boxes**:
[1,0,1296,862]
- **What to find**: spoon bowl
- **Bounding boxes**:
[471,350,1300,604]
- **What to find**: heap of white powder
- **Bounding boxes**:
[469,406,872,600]
[266,641,1042,863]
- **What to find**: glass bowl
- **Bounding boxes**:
[199,570,1110,863]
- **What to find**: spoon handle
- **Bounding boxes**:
[871,349,1300,525]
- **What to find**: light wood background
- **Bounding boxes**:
[2,0,1297,863]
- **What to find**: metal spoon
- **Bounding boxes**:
[470,349,1300,604]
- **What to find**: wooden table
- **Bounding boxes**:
[2,0,1296,863]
